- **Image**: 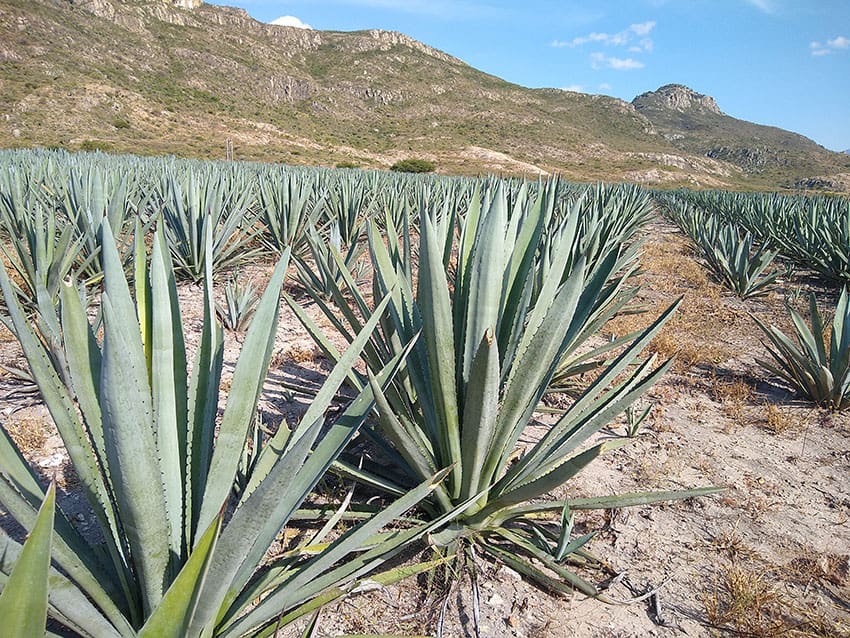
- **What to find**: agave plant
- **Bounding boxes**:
[752,288,850,410]
[293,181,719,593]
[663,201,783,299]
[51,164,149,284]
[215,272,259,332]
[256,168,324,256]
[160,169,262,282]
[0,222,450,636]
[0,168,91,307]
[696,222,783,299]
[294,221,368,302]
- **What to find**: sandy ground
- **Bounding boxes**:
[1,215,848,637]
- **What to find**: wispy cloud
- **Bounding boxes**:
[269,15,312,28]
[552,21,653,72]
[810,35,850,56]
[552,21,656,53]
[590,52,644,70]
[560,83,614,94]
[745,0,774,14]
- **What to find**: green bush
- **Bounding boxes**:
[390,158,435,173]
[79,139,111,152]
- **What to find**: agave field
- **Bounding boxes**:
[0,148,847,637]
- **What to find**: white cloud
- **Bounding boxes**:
[745,0,774,14]
[590,52,644,70]
[554,21,656,52]
[269,15,313,29]
[810,35,849,56]
[598,83,612,91]
[629,21,655,36]
[561,84,585,92]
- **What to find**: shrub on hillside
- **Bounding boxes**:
[390,158,435,173]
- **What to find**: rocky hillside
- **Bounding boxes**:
[632,84,849,188]
[1,0,848,190]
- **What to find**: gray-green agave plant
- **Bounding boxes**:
[753,288,850,410]
[293,180,719,594]
[0,221,450,636]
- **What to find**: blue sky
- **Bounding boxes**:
[209,0,850,152]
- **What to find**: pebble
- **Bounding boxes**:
[496,565,522,582]
[38,452,65,468]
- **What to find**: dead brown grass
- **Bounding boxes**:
[702,561,850,637]
[710,375,755,422]
[281,344,323,365]
[605,232,749,373]
[762,402,801,434]
[3,416,47,455]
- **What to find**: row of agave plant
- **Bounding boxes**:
[0,147,718,635]
[656,193,786,300]
[656,190,850,411]
[659,188,850,284]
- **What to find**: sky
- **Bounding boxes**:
[208,0,850,152]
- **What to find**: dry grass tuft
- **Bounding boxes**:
[786,550,850,589]
[3,417,47,455]
[280,344,323,366]
[703,563,786,637]
[710,526,760,562]
[762,402,801,434]
[703,559,850,638]
[709,375,755,422]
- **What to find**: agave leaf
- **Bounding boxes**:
[258,557,451,636]
[459,329,500,503]
[138,513,222,638]
[218,468,454,637]
[481,440,628,517]
[460,185,506,388]
[187,227,224,540]
[0,260,123,588]
[244,292,393,497]
[187,417,324,635]
[150,230,189,559]
[489,527,599,596]
[0,482,55,636]
[418,214,462,494]
[0,529,127,638]
[478,539,590,596]
[195,248,289,536]
[0,469,131,631]
[100,290,170,613]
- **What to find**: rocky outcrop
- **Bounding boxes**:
[632,84,721,115]
[706,145,787,172]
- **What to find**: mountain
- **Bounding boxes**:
[632,84,849,188]
[1,0,848,190]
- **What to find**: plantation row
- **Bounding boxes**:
[656,188,849,410]
[656,188,850,285]
[0,148,846,636]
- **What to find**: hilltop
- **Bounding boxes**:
[1,0,848,189]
